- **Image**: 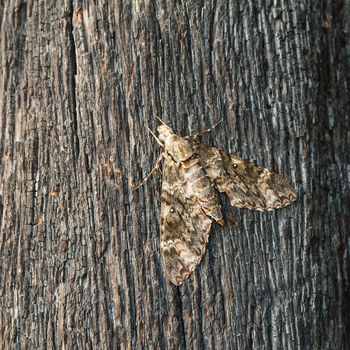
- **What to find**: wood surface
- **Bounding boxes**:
[0,1,349,349]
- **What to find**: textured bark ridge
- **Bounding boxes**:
[0,1,349,349]
[158,124,296,285]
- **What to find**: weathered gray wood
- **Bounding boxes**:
[0,0,349,349]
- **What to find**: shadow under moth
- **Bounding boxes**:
[144,122,297,286]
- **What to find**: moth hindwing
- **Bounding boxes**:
[155,124,296,286]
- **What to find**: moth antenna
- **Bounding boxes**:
[134,153,163,190]
[155,115,168,125]
[187,120,222,139]
[144,124,164,147]
[211,120,222,130]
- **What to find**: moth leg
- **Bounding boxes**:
[186,120,222,139]
[134,153,163,190]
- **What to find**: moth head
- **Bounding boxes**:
[157,125,174,141]
[157,125,193,162]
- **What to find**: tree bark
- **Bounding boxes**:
[0,0,349,349]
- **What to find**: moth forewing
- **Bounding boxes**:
[154,124,296,286]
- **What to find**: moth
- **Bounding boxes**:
[143,122,297,286]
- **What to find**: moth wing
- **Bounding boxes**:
[160,159,213,286]
[191,141,297,211]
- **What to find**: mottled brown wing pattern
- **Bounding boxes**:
[190,140,297,211]
[160,154,223,286]
[154,124,296,286]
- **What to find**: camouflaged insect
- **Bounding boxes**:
[153,124,297,286]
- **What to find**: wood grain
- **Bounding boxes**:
[0,0,349,349]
